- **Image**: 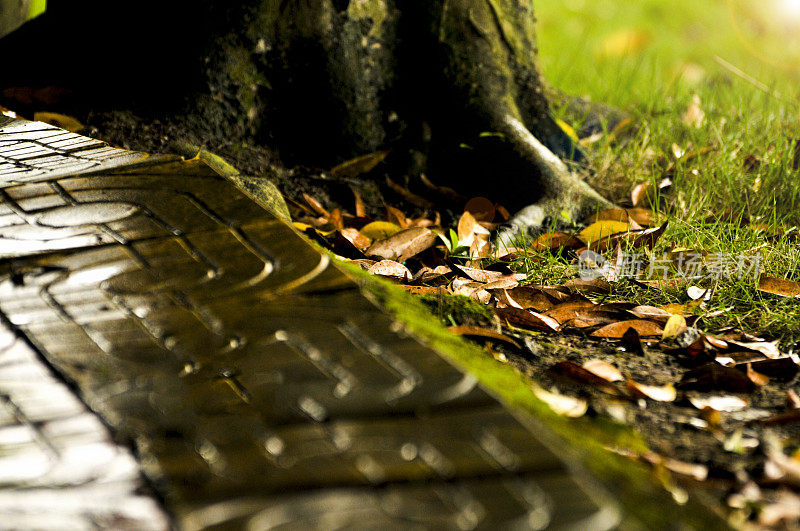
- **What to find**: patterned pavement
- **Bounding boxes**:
[0,118,620,529]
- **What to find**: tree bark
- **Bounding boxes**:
[0,0,614,231]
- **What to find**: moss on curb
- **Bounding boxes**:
[337,260,731,530]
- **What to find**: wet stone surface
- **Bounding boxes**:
[0,119,620,529]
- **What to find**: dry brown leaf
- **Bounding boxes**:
[385,176,433,208]
[632,221,668,250]
[533,386,588,418]
[583,359,625,382]
[495,307,560,332]
[328,208,344,231]
[563,278,612,294]
[545,300,598,324]
[626,380,676,402]
[583,207,653,226]
[787,390,800,409]
[629,305,673,323]
[498,287,554,312]
[302,193,329,217]
[464,197,496,222]
[678,363,757,393]
[689,395,748,412]
[551,361,625,395]
[631,182,652,207]
[758,409,800,426]
[746,363,770,386]
[352,187,367,217]
[590,320,664,339]
[368,260,412,281]
[759,275,800,298]
[419,173,467,202]
[340,228,371,250]
[385,205,410,229]
[400,285,446,295]
[329,150,389,178]
[448,325,521,349]
[727,340,781,359]
[365,227,437,262]
[622,327,645,355]
[531,231,583,251]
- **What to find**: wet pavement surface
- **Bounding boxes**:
[0,118,620,529]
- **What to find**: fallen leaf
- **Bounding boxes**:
[464,197,495,222]
[746,363,770,386]
[328,208,344,230]
[689,395,748,412]
[629,305,674,323]
[419,173,467,202]
[385,176,433,208]
[302,193,329,217]
[385,205,410,229]
[578,220,630,243]
[590,320,664,339]
[584,207,653,227]
[351,187,366,217]
[533,386,588,417]
[758,409,800,426]
[33,112,84,133]
[583,359,625,382]
[787,390,800,409]
[545,300,598,324]
[495,307,560,332]
[454,265,524,284]
[448,325,521,348]
[497,287,554,312]
[531,231,583,251]
[563,278,612,294]
[687,285,711,301]
[365,227,437,261]
[758,275,800,298]
[678,363,756,393]
[329,150,389,178]
[626,380,676,402]
[368,260,411,281]
[662,314,688,341]
[632,221,668,250]
[622,327,645,355]
[340,228,371,250]
[551,361,626,395]
[360,221,403,240]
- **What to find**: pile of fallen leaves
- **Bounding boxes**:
[290,179,800,526]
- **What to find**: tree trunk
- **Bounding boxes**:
[0,0,613,232]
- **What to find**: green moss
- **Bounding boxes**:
[418,293,495,327]
[337,260,730,530]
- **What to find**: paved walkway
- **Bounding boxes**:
[0,118,620,529]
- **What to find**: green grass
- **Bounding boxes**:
[520,0,800,348]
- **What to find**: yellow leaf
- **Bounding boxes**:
[33,112,83,133]
[578,220,630,243]
[329,150,389,179]
[662,314,687,341]
[555,119,579,143]
[360,221,402,241]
